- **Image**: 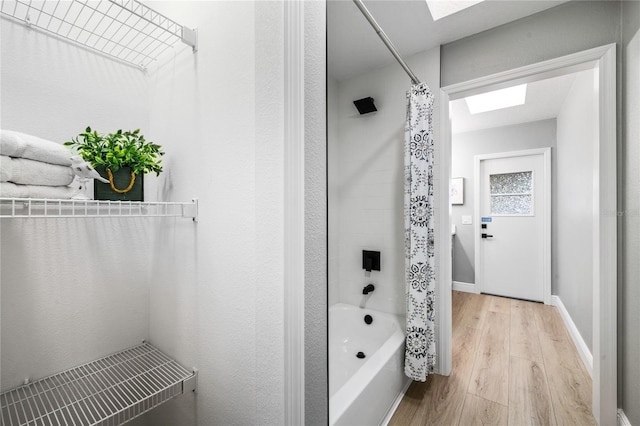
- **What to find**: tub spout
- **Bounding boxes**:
[362,284,375,295]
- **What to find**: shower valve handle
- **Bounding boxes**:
[363,284,375,295]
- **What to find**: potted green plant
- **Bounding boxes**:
[65,127,164,201]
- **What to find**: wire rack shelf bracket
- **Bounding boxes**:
[0,0,197,70]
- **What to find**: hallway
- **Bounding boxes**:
[389,291,595,425]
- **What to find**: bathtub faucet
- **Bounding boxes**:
[362,284,375,295]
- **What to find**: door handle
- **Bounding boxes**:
[481,233,493,239]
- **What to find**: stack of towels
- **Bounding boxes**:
[0,129,78,199]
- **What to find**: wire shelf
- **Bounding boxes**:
[0,0,197,70]
[0,198,198,221]
[1,342,196,426]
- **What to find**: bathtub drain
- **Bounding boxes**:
[356,351,366,359]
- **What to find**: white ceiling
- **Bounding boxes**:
[450,72,580,134]
[328,0,568,82]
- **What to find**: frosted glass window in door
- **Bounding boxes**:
[490,171,533,215]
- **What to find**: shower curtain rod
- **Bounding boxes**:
[352,0,422,85]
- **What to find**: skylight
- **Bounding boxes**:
[426,0,485,21]
[465,84,528,114]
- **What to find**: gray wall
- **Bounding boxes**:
[443,0,640,421]
[441,1,621,87]
[555,69,597,353]
[451,119,557,285]
[328,76,340,309]
[620,1,640,424]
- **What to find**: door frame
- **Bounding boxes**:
[438,44,617,424]
[473,148,552,304]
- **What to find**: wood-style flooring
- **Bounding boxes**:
[389,291,595,426]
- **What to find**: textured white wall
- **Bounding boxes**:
[451,119,557,285]
[0,218,154,390]
[621,1,640,424]
[254,1,285,418]
[555,69,597,351]
[304,1,328,423]
[0,18,151,391]
[141,2,285,425]
[1,2,288,424]
[329,48,440,316]
[0,20,149,143]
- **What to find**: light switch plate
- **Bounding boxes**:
[462,215,472,225]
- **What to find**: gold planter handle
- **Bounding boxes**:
[106,169,136,194]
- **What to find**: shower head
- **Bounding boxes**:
[353,97,377,114]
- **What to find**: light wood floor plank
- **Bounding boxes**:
[452,289,467,307]
[511,299,543,362]
[459,293,490,330]
[538,332,596,425]
[388,292,594,426]
[488,295,511,314]
[459,394,508,426]
[532,302,568,338]
[394,323,480,426]
[410,374,466,425]
[388,379,431,426]
[453,324,484,380]
[410,325,482,425]
[452,290,473,328]
[392,293,482,425]
[468,311,510,406]
[509,356,556,426]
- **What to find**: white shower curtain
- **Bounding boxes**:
[404,82,436,382]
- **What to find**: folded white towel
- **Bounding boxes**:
[0,182,79,199]
[0,155,74,186]
[0,130,72,166]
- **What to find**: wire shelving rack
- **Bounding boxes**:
[0,342,197,426]
[0,0,197,70]
[0,198,199,221]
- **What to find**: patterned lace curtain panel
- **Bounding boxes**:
[404,82,436,382]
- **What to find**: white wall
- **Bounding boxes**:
[328,48,440,317]
[451,119,557,285]
[620,1,640,423]
[1,2,289,424]
[555,68,597,351]
[304,1,328,422]
[142,2,285,425]
[0,19,149,143]
[0,18,151,390]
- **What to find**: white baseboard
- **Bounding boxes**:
[551,295,593,377]
[452,281,476,293]
[618,409,632,426]
[381,378,412,426]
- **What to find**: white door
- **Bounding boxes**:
[475,148,550,302]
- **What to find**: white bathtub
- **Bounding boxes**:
[329,303,410,425]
